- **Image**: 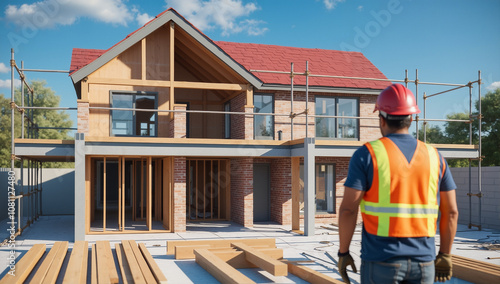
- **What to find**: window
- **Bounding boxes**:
[111,92,157,136]
[315,97,358,139]
[254,93,274,140]
[299,163,336,214]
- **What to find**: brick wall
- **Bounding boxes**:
[173,157,186,232]
[359,95,381,141]
[230,92,246,139]
[230,158,254,227]
[270,158,292,225]
[77,100,89,134]
[169,104,187,138]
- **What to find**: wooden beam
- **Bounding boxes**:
[0,244,45,284]
[194,249,256,284]
[170,21,175,119]
[231,242,287,276]
[115,244,133,284]
[287,263,343,284]
[87,77,172,88]
[90,244,97,284]
[167,238,276,255]
[138,243,168,284]
[147,156,152,231]
[81,79,88,101]
[62,241,88,284]
[452,254,500,284]
[118,157,122,231]
[122,157,125,230]
[95,241,118,284]
[127,241,157,284]
[211,248,283,269]
[141,38,146,80]
[30,242,62,284]
[245,84,253,107]
[85,156,91,234]
[103,157,107,232]
[174,81,246,91]
[291,157,300,231]
[162,157,170,230]
[41,241,68,284]
[121,240,146,284]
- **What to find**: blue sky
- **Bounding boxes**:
[1,0,499,131]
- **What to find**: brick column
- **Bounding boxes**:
[270,158,292,225]
[77,100,89,134]
[173,157,186,232]
[230,158,253,227]
[244,106,254,140]
[169,104,187,138]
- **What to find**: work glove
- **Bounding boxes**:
[337,251,357,284]
[435,251,452,282]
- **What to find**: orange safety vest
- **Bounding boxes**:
[360,137,442,237]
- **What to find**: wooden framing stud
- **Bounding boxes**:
[194,249,255,284]
[0,244,46,284]
[138,243,168,284]
[231,242,287,276]
[62,241,88,284]
[287,262,343,284]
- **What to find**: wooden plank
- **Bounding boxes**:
[103,157,107,231]
[162,157,170,230]
[211,248,283,269]
[167,238,276,255]
[452,254,500,284]
[115,244,133,284]
[175,245,211,260]
[173,81,246,91]
[138,243,168,284]
[87,77,172,88]
[231,242,287,276]
[0,244,45,284]
[169,21,175,120]
[287,263,343,284]
[127,240,157,283]
[85,155,91,234]
[42,241,69,284]
[62,241,88,284]
[30,242,63,283]
[291,157,300,231]
[194,249,255,284]
[96,241,119,284]
[80,242,89,284]
[121,240,146,284]
[90,244,97,284]
[147,157,152,231]
[141,38,146,80]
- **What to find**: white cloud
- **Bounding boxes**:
[4,0,135,28]
[486,81,500,91]
[0,63,9,73]
[323,0,346,10]
[136,12,154,26]
[357,5,363,11]
[0,79,22,89]
[165,0,266,36]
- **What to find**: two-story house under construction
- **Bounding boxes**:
[14,9,479,241]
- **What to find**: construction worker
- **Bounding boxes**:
[337,84,459,283]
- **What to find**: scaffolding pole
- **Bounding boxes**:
[290,63,294,140]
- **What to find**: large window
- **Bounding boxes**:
[254,93,274,140]
[299,163,336,214]
[315,97,358,139]
[111,92,157,136]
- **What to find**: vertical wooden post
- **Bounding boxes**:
[141,38,146,80]
[195,160,198,220]
[118,157,122,231]
[210,160,213,218]
[103,157,106,232]
[226,160,231,220]
[122,157,125,231]
[218,160,220,219]
[291,157,300,231]
[141,158,144,220]
[85,156,91,234]
[169,21,175,119]
[163,157,170,230]
[132,161,136,221]
[147,156,152,231]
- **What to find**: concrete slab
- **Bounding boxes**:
[1,216,499,283]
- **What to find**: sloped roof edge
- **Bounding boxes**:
[259,84,384,95]
[70,9,263,88]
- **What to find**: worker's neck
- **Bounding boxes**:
[383,128,410,136]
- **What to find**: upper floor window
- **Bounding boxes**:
[254,93,274,140]
[315,97,358,139]
[111,91,157,137]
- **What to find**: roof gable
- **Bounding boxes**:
[69,8,262,87]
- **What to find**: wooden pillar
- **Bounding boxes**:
[103,157,106,232]
[147,156,152,231]
[85,156,91,234]
[141,38,146,80]
[122,157,125,231]
[162,157,171,230]
[118,157,122,231]
[169,21,175,119]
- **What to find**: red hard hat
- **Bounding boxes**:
[374,84,420,115]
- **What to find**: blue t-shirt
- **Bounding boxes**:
[344,133,457,262]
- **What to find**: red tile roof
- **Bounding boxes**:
[69,9,389,90]
[216,41,389,89]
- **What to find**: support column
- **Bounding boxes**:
[291,157,300,231]
[173,157,186,232]
[77,100,89,134]
[230,158,254,227]
[303,138,315,236]
[244,106,254,140]
[169,104,187,138]
[74,133,86,241]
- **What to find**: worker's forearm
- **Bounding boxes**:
[439,210,458,254]
[339,207,358,253]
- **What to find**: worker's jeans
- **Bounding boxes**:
[361,258,435,284]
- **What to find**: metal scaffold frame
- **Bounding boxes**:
[8,48,484,239]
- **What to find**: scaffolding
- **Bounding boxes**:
[7,48,484,240]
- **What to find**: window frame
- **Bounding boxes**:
[315,96,359,140]
[299,162,337,215]
[109,90,158,137]
[253,93,275,140]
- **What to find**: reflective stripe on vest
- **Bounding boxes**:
[360,138,440,237]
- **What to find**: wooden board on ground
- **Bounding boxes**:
[452,254,500,284]
[210,248,283,269]
[115,244,133,284]
[62,241,88,284]
[29,241,66,284]
[167,238,275,256]
[231,242,287,276]
[41,241,68,284]
[126,240,157,284]
[138,243,168,284]
[0,243,46,284]
[121,240,146,284]
[90,244,97,284]
[288,262,343,284]
[194,248,255,284]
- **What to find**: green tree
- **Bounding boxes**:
[478,88,500,166]
[0,80,74,168]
